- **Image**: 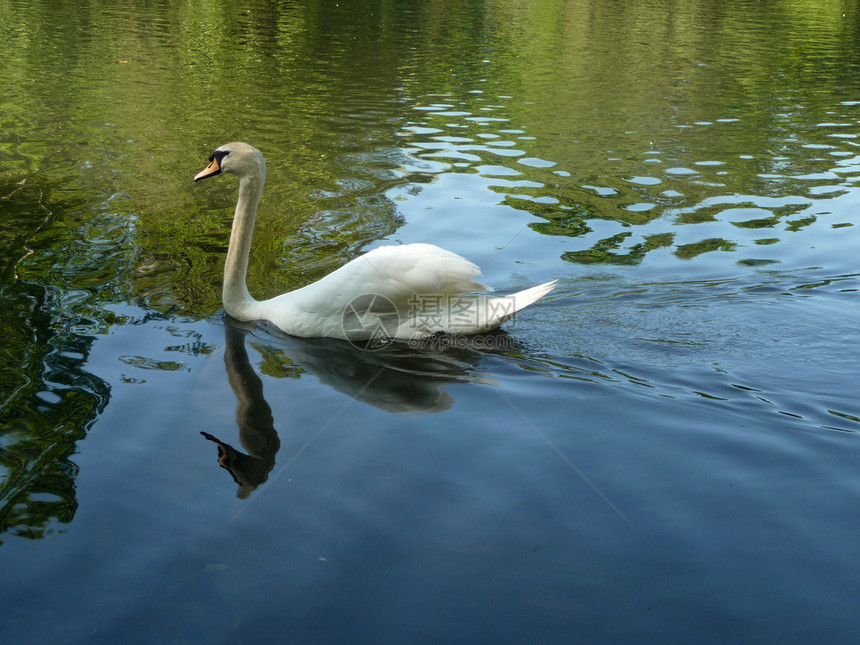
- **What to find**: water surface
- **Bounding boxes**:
[2,1,860,643]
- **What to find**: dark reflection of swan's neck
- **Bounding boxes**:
[202,318,530,495]
[201,322,280,499]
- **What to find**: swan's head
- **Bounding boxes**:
[194,142,266,183]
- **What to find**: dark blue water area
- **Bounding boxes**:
[3,272,860,644]
[6,1,860,642]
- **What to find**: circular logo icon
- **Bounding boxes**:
[341,293,401,350]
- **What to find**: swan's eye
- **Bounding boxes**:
[210,150,231,164]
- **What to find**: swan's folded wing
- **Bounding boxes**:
[291,243,489,312]
[364,243,490,296]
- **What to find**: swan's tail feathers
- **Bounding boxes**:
[510,280,558,312]
[488,279,557,328]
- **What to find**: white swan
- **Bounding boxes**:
[194,142,556,341]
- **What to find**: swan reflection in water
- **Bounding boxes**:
[203,317,520,497]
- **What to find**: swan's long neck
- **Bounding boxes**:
[223,165,266,320]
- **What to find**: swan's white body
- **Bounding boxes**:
[195,142,556,341]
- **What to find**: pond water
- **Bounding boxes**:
[2,0,860,642]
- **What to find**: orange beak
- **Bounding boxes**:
[194,155,222,182]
